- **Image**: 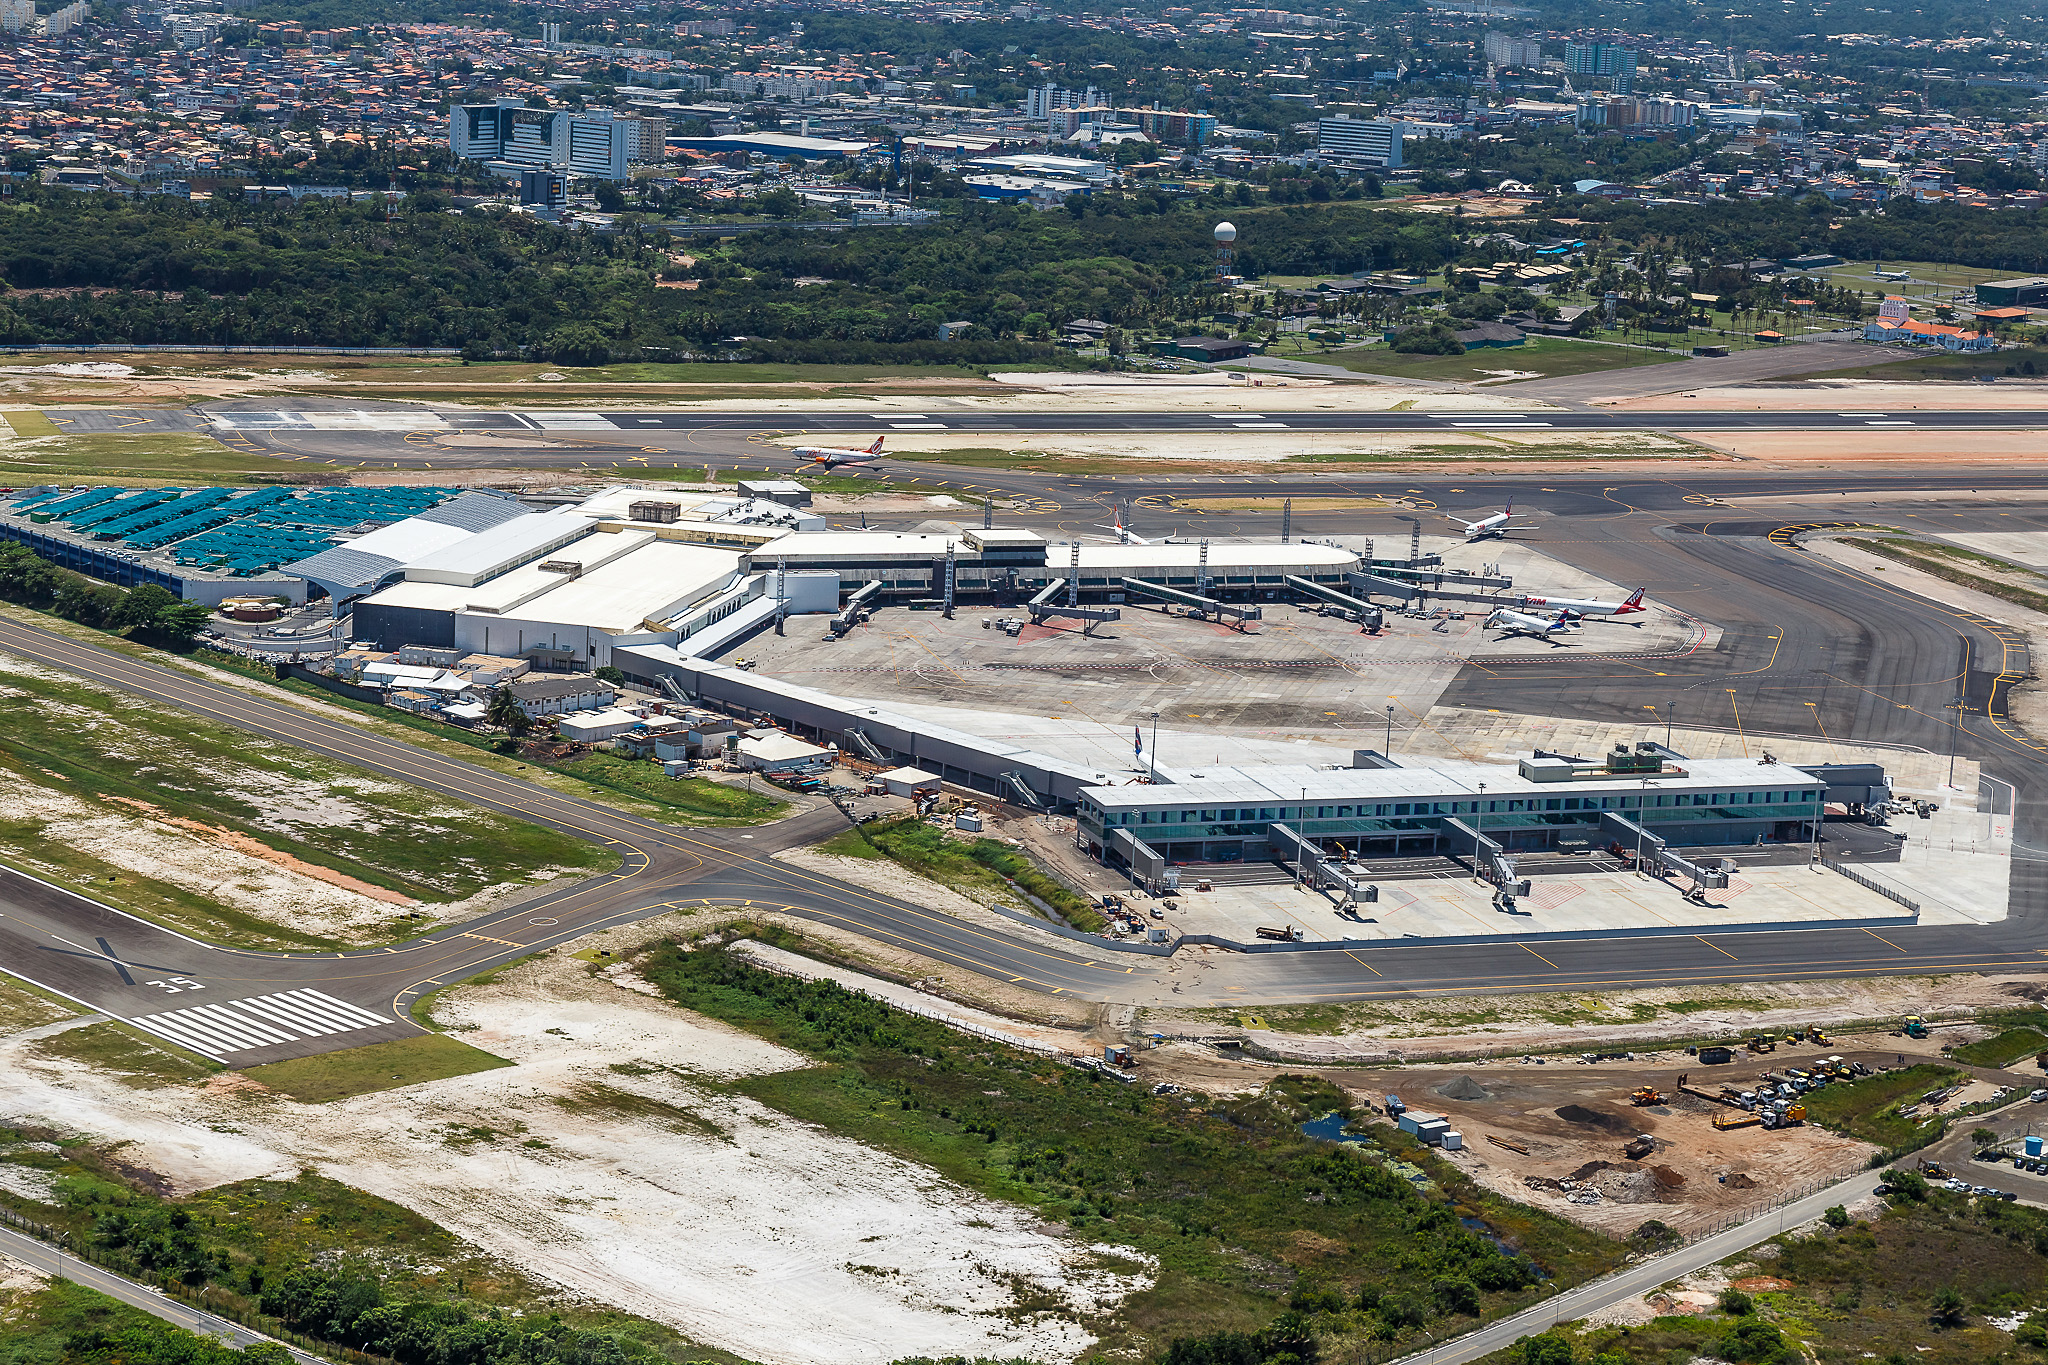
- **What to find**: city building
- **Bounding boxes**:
[1130,108,1218,146]
[1314,116,1404,167]
[1564,41,1637,93]
[1023,83,1105,121]
[1482,33,1546,68]
[1976,277,2048,308]
[448,99,640,180]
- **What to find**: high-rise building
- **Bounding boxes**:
[1482,33,1545,68]
[1315,116,1403,167]
[1131,109,1218,145]
[449,99,634,181]
[1563,41,1637,92]
[1023,83,1105,121]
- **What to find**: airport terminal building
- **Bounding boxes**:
[1076,751,1848,864]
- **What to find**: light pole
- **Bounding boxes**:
[1151,709,1161,782]
[1297,786,1308,888]
[1474,780,1488,884]
[1635,777,1659,875]
[1385,703,1396,754]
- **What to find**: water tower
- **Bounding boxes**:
[1214,221,1236,286]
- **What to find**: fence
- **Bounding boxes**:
[1820,857,1922,913]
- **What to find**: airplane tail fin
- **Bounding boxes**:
[867,436,885,455]
[1622,587,1645,609]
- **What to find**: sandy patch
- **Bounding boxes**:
[106,797,415,905]
[1606,381,2048,412]
[773,846,1029,927]
[1676,430,2048,464]
[0,951,1147,1365]
[780,430,1696,466]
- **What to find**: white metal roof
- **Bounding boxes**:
[405,511,594,586]
[480,540,743,632]
[1076,543,1357,571]
[341,516,475,563]
[1080,756,1824,811]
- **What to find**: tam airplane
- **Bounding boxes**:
[1095,505,1155,545]
[1484,606,1580,640]
[1517,587,1647,618]
[1450,500,1520,541]
[794,436,885,468]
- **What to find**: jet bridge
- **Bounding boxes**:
[1026,578,1120,631]
[1270,823,1379,911]
[1117,577,1260,626]
[1440,817,1531,910]
[1283,575,1385,629]
[1598,809,1733,900]
[829,580,884,637]
[1110,826,1166,891]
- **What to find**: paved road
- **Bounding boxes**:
[0,1221,319,1362]
[1394,1169,1886,1365]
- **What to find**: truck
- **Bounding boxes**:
[1629,1086,1666,1107]
[1714,1112,1762,1131]
[1256,924,1305,942]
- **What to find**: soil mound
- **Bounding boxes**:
[1437,1075,1492,1102]
[1725,1172,1757,1189]
[1651,1165,1686,1188]
[1567,1159,1624,1181]
[1555,1104,1630,1132]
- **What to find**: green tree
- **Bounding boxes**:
[151,600,214,641]
[546,323,613,368]
[1718,1288,1755,1316]
[111,583,178,632]
[1930,1285,1967,1326]
[486,686,530,736]
[1519,1334,1574,1365]
[1822,1204,1850,1228]
[594,665,626,685]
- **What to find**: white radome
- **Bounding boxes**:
[1213,221,1237,242]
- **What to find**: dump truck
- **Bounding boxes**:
[1629,1086,1666,1107]
[1624,1134,1656,1160]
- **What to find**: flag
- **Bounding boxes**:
[1134,726,1143,757]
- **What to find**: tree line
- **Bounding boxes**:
[0,542,212,640]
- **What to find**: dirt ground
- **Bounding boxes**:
[1675,430,2048,465]
[1606,381,2048,412]
[0,933,1143,1365]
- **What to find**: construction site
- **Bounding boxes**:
[1135,1016,2039,1239]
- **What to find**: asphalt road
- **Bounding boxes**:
[1392,1169,1887,1365]
[0,1221,320,1362]
[5,464,2048,1062]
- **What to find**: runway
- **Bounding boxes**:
[4,455,2048,1056]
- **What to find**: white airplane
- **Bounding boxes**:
[1094,506,1154,545]
[793,435,885,469]
[1517,587,1647,618]
[1450,499,1520,541]
[1485,606,1580,640]
[1874,269,1912,282]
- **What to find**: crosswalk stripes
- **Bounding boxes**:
[127,989,392,1059]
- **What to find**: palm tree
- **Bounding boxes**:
[486,686,529,737]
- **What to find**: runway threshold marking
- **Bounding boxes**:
[1694,934,1739,960]
[460,932,524,948]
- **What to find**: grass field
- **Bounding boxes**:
[1313,335,1684,383]
[643,929,1622,1359]
[1800,1062,1964,1149]
[1788,344,2048,383]
[0,427,335,484]
[820,818,1105,931]
[1843,536,2048,617]
[0,657,610,948]
[1952,1027,2048,1070]
[241,1033,513,1102]
[32,1021,221,1087]
[0,973,77,1032]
